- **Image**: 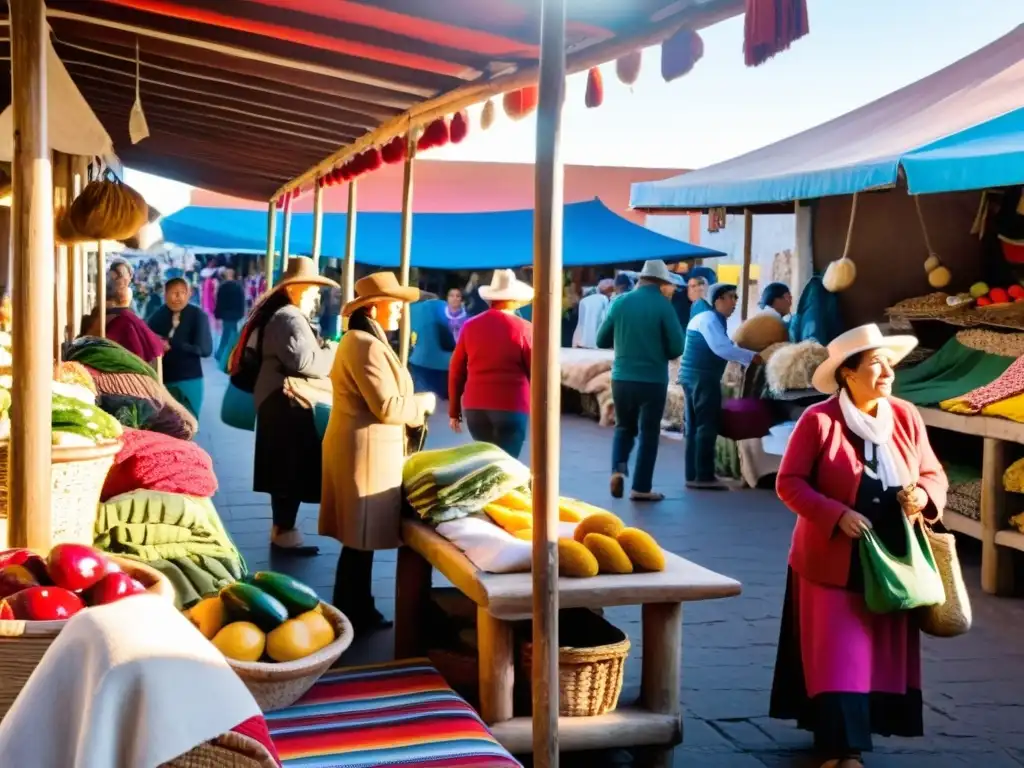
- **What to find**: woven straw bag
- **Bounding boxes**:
[918,526,972,638]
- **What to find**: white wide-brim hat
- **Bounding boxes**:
[812,323,918,395]
[637,259,674,283]
[479,269,534,303]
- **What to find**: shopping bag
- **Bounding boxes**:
[220,381,256,432]
[918,526,972,637]
[860,515,945,614]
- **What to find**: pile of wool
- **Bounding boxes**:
[765,340,828,394]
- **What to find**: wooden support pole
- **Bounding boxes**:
[281,199,292,270]
[478,608,515,725]
[72,156,88,324]
[9,0,54,550]
[311,181,324,270]
[96,241,106,337]
[980,437,1013,595]
[264,200,277,293]
[343,181,357,305]
[397,133,416,366]
[739,208,753,322]
[531,0,566,763]
[52,152,70,361]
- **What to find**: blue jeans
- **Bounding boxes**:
[465,409,528,459]
[681,373,722,483]
[611,380,667,494]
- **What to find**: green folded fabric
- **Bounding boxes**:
[893,338,1015,406]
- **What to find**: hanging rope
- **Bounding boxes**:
[823,192,859,292]
[915,194,952,288]
[842,191,859,258]
[913,195,936,255]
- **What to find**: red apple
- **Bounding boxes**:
[1008,284,1024,300]
[46,544,110,592]
[2,586,84,620]
[83,572,145,606]
[0,550,50,584]
[990,287,1010,304]
[0,548,33,569]
[0,564,40,599]
[977,296,993,306]
[0,601,14,620]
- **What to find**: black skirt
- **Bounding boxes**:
[253,389,322,503]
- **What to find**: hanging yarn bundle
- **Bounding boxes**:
[915,196,951,288]
[481,99,497,130]
[660,28,704,82]
[381,135,407,164]
[503,86,539,120]
[585,67,604,108]
[450,111,470,144]
[615,51,642,86]
[822,193,859,293]
[57,178,149,244]
[743,0,809,68]
[418,118,450,151]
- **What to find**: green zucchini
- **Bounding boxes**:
[246,571,320,617]
[219,582,288,631]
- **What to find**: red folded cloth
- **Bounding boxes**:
[106,310,166,364]
[101,427,218,501]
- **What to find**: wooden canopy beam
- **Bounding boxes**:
[116,157,289,199]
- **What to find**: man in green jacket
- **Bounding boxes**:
[597,260,684,502]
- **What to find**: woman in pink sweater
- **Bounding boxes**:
[448,270,533,458]
[769,325,948,768]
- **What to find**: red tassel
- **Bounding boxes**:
[418,118,450,151]
[340,162,353,182]
[362,148,383,172]
[661,29,704,82]
[585,67,604,109]
[503,86,539,121]
[450,111,469,144]
[381,135,407,164]
[744,0,809,67]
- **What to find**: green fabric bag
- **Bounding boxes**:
[860,516,945,614]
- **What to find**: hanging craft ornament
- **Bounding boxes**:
[615,50,642,86]
[822,192,859,293]
[585,67,604,109]
[481,99,497,130]
[381,135,407,164]
[418,118,450,151]
[128,39,150,145]
[450,111,470,144]
[915,196,951,288]
[744,0,809,68]
[503,86,539,121]
[661,29,704,82]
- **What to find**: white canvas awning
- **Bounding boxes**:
[0,35,112,161]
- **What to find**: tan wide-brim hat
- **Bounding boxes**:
[275,256,339,292]
[342,271,420,317]
[811,323,918,395]
[479,269,534,303]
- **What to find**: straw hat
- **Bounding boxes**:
[637,260,674,283]
[275,256,339,292]
[479,269,534,303]
[342,271,420,316]
[811,323,918,394]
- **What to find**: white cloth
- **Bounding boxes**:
[686,310,757,366]
[573,292,610,349]
[838,389,913,490]
[437,516,577,573]
[0,594,261,768]
[758,306,788,322]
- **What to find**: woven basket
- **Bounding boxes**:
[0,440,121,546]
[0,556,173,721]
[227,602,354,712]
[520,608,629,717]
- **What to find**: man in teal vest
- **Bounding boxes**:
[409,298,456,398]
[680,283,760,490]
[597,260,684,502]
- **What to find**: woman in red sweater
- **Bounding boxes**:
[770,325,947,768]
[448,270,533,458]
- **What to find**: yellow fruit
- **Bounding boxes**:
[212,621,266,662]
[484,503,533,533]
[512,528,533,541]
[583,533,633,574]
[617,528,666,572]
[267,617,321,662]
[186,596,226,640]
[557,538,599,578]
[969,281,989,299]
[496,489,532,511]
[557,499,587,523]
[297,609,335,652]
[928,266,951,289]
[573,511,624,543]
[822,257,856,293]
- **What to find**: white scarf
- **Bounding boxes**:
[838,389,913,490]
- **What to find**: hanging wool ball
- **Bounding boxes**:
[503,86,539,120]
[585,66,604,109]
[923,254,941,273]
[339,163,353,182]
[418,118,450,151]
[450,111,470,144]
[616,50,642,85]
[381,135,407,164]
[822,257,857,293]
[928,266,952,289]
[481,99,497,130]
[661,28,704,82]
[362,147,383,172]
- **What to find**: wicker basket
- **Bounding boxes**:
[0,556,173,721]
[226,602,354,712]
[0,440,121,546]
[520,608,629,717]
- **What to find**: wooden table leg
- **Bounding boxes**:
[477,607,514,725]
[394,545,432,659]
[639,602,683,768]
[981,437,1014,596]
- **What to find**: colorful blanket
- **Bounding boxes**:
[893,338,1015,406]
[403,443,530,523]
[265,659,520,767]
[88,368,198,440]
[65,336,157,379]
[101,427,218,501]
[941,356,1024,413]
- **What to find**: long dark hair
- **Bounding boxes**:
[347,306,391,347]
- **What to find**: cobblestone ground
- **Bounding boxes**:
[196,363,1024,767]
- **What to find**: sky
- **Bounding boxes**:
[124,0,1023,215]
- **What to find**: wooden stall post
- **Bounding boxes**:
[264,200,277,292]
[980,437,1014,595]
[739,208,753,321]
[531,0,567,763]
[72,156,88,322]
[281,196,293,268]
[311,180,324,270]
[397,133,416,366]
[343,181,357,305]
[96,241,106,337]
[52,152,71,361]
[9,0,54,549]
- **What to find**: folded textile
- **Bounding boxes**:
[946,480,981,521]
[436,517,579,573]
[1005,457,1024,494]
[88,368,198,440]
[101,427,217,501]
[106,310,165,363]
[54,361,97,394]
[283,375,333,410]
[65,335,157,379]
[894,338,1015,406]
[51,392,123,444]
[978,393,1024,423]
[941,355,1024,413]
[94,490,246,608]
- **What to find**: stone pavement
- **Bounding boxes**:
[195,363,1024,767]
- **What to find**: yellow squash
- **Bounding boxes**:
[186,596,226,640]
[212,621,266,662]
[267,616,327,662]
[484,503,533,533]
[297,609,336,651]
[557,538,599,578]
[573,511,624,543]
[617,528,666,572]
[495,489,532,511]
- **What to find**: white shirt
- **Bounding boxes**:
[686,310,757,366]
[573,292,610,349]
[758,306,787,322]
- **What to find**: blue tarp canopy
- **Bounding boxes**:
[631,25,1024,211]
[160,198,724,268]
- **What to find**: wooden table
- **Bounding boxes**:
[395,520,742,765]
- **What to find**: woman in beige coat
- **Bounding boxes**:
[320,272,434,633]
